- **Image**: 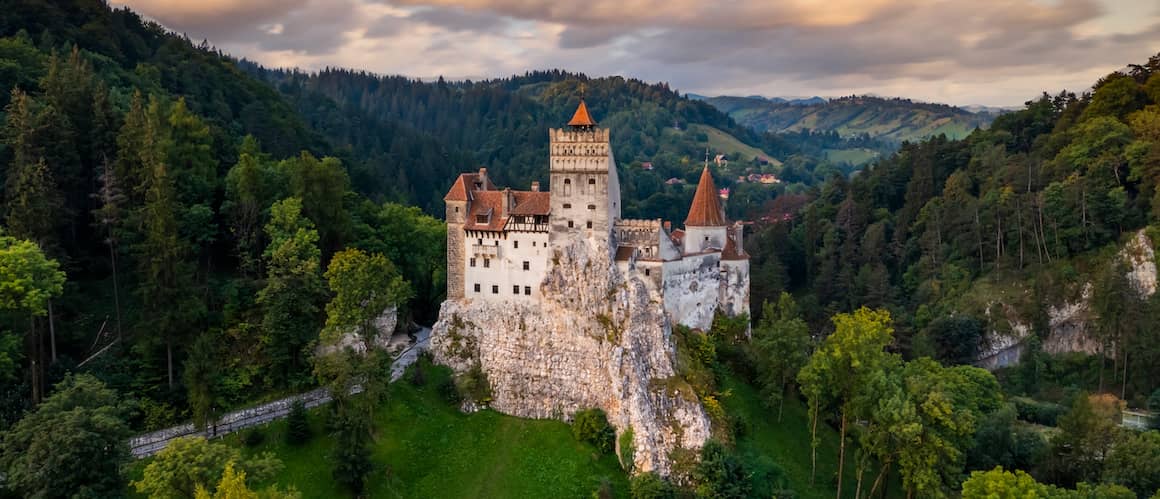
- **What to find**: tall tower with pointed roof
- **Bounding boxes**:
[549,99,621,251]
[683,165,729,254]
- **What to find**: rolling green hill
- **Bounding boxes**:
[704,95,997,143]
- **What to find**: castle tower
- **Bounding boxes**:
[684,165,728,253]
[548,100,622,250]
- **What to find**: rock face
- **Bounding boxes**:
[430,238,711,476]
[977,229,1157,368]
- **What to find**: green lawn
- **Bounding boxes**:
[222,361,627,498]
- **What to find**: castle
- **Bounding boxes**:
[443,100,749,330]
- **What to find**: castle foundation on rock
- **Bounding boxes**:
[430,100,750,475]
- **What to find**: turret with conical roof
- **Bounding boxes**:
[568,99,597,128]
[685,165,727,227]
[682,164,729,254]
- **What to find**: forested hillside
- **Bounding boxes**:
[744,55,1160,493]
[247,66,896,222]
[706,94,997,143]
[0,0,450,442]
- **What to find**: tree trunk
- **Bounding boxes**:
[110,244,123,344]
[837,411,847,499]
[869,462,890,499]
[30,314,40,404]
[1016,197,1025,269]
[810,402,819,485]
[48,300,57,362]
[1121,349,1129,400]
[167,338,174,389]
[1098,343,1106,393]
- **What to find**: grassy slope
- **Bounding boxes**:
[130,361,903,498]
[666,124,784,166]
[823,148,880,166]
[706,96,989,143]
[220,363,627,498]
[721,374,904,499]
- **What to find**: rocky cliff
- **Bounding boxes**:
[977,229,1157,369]
[429,238,711,476]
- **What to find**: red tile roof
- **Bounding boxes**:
[464,191,507,231]
[685,166,727,227]
[670,229,685,246]
[510,191,550,216]
[444,172,495,202]
[462,189,550,231]
[568,100,597,127]
[614,246,636,261]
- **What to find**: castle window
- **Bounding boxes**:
[586,221,593,229]
[476,215,488,224]
[645,269,651,276]
[523,261,530,271]
[564,178,571,184]
[492,285,499,294]
[588,178,596,185]
[524,286,531,295]
[470,258,476,267]
[563,203,571,209]
[514,240,519,249]
[455,207,460,213]
[587,204,596,210]
[478,239,483,245]
[513,285,520,295]
[484,258,490,268]
[474,283,480,293]
[568,221,574,228]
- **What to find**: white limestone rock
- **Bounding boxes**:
[430,238,711,476]
[1121,229,1157,298]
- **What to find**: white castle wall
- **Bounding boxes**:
[661,253,724,331]
[463,230,550,303]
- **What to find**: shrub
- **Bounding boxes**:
[572,408,615,454]
[619,427,635,472]
[243,427,265,447]
[630,472,675,499]
[592,477,614,499]
[1013,397,1065,426]
[455,363,491,404]
[438,377,461,405]
[694,440,751,499]
[286,400,311,446]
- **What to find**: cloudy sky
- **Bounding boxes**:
[113,0,1160,106]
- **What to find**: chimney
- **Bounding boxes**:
[663,221,672,232]
[477,167,488,190]
[502,187,512,214]
[531,181,540,192]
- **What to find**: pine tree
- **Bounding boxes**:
[258,198,323,388]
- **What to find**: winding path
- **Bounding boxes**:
[128,327,431,458]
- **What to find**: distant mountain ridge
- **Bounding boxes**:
[702,94,997,143]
